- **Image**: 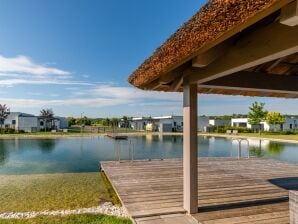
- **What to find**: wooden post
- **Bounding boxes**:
[183,78,198,214]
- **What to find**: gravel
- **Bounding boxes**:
[0,202,128,219]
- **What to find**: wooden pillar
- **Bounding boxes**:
[183,78,198,214]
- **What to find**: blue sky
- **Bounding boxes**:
[0,0,297,118]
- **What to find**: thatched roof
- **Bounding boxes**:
[128,0,295,89]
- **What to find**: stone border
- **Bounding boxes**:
[0,202,128,219]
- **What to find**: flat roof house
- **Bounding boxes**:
[128,0,298,216]
[4,112,38,132]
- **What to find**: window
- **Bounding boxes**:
[40,121,44,126]
[173,122,177,127]
[290,124,293,129]
[12,120,16,125]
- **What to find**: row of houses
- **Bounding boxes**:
[119,115,298,133]
[2,112,68,132]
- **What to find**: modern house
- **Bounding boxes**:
[232,117,298,131]
[4,112,38,132]
[209,119,231,127]
[3,112,68,132]
[131,115,209,132]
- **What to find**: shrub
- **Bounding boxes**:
[208,125,252,133]
[0,128,16,134]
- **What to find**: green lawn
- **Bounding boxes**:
[0,172,119,213]
[0,214,132,224]
[237,133,298,141]
[202,132,298,142]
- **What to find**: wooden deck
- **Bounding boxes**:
[101,158,298,224]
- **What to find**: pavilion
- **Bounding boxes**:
[128,0,298,214]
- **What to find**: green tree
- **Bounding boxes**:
[266,112,285,132]
[111,118,119,127]
[248,102,267,134]
[122,116,129,128]
[40,108,54,132]
[102,118,111,127]
[67,117,76,126]
[76,116,91,126]
[0,104,10,130]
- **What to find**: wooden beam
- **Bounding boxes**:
[200,71,298,93]
[183,78,198,214]
[192,41,230,67]
[185,21,298,84]
[144,62,191,90]
[169,76,184,91]
[280,0,298,26]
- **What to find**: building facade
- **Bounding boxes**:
[231,117,298,131]
[2,112,68,133]
[131,115,209,132]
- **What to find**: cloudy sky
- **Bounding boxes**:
[0,0,297,118]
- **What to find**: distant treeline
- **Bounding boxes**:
[67,116,131,127]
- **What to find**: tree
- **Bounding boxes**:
[266,112,285,132]
[67,117,76,126]
[248,102,267,134]
[40,108,54,131]
[111,118,119,127]
[0,104,10,130]
[102,118,111,127]
[122,116,129,128]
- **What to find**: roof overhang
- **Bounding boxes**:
[128,0,298,98]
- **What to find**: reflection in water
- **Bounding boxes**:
[0,141,8,165]
[37,139,56,153]
[267,142,285,156]
[0,136,297,175]
[250,147,265,157]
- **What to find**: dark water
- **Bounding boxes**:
[0,135,297,175]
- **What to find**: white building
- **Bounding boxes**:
[231,118,252,128]
[131,115,209,132]
[231,117,298,131]
[3,112,68,133]
[282,117,298,131]
[4,112,38,132]
[131,117,149,130]
[209,119,231,126]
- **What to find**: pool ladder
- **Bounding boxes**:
[232,138,250,159]
[114,139,135,163]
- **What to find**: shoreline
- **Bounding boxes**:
[0,132,297,144]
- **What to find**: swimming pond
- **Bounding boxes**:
[0,135,297,174]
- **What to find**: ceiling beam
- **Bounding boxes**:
[185,21,298,84]
[143,62,191,90]
[280,0,298,26]
[169,76,184,91]
[192,41,230,68]
[201,71,298,93]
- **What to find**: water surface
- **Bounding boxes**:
[0,136,297,175]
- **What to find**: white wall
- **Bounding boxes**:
[209,119,231,126]
[198,116,209,132]
[18,117,38,132]
[231,118,251,128]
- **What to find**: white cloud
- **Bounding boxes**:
[0,55,95,87]
[0,55,70,76]
[0,78,93,87]
[0,84,182,109]
[77,84,182,101]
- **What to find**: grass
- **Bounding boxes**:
[203,132,298,142]
[237,133,298,141]
[0,172,119,213]
[0,214,132,224]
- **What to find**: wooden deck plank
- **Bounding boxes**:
[101,158,298,223]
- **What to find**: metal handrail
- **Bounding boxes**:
[114,139,135,163]
[232,138,250,159]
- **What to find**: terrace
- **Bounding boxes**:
[104,0,298,223]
